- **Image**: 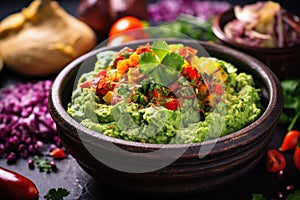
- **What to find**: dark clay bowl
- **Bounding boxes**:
[212,8,300,79]
[48,39,283,195]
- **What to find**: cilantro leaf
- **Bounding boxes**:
[279,79,300,130]
[139,52,159,65]
[161,52,184,71]
[286,189,300,200]
[44,188,70,200]
[149,64,178,85]
[151,40,169,60]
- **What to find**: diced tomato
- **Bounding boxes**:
[165,99,179,110]
[265,149,286,173]
[182,66,199,81]
[152,89,160,98]
[80,81,92,89]
[293,144,300,171]
[136,44,152,54]
[213,83,224,94]
[96,81,116,96]
[279,130,300,151]
[96,70,107,78]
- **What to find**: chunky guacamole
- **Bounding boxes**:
[67,40,262,144]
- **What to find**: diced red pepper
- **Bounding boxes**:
[165,99,179,110]
[182,66,200,81]
[50,148,66,159]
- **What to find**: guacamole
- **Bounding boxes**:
[67,40,262,144]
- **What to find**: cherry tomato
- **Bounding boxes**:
[265,149,286,173]
[109,16,144,38]
[279,130,300,151]
[293,145,300,171]
[107,34,136,47]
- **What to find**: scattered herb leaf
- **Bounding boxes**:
[33,155,52,173]
[286,189,300,200]
[44,188,70,200]
[251,194,266,200]
[279,79,300,131]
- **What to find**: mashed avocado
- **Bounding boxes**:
[67,40,262,144]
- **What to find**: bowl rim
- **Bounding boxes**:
[211,7,300,52]
[49,38,283,150]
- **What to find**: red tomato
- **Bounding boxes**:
[165,99,179,110]
[293,145,300,171]
[182,66,200,81]
[279,130,300,151]
[109,16,144,38]
[107,34,136,47]
[265,149,286,173]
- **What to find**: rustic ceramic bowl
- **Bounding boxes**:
[212,8,300,79]
[48,39,283,195]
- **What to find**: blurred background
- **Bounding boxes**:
[0,0,299,19]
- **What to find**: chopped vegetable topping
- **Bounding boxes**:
[0,80,63,164]
[68,40,262,144]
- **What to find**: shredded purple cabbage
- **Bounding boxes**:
[148,0,231,23]
[0,80,62,164]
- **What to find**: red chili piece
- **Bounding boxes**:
[0,167,39,200]
[265,149,286,173]
[50,148,66,159]
[279,130,300,151]
[293,145,300,171]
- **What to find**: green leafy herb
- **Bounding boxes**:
[279,79,300,131]
[139,40,184,85]
[151,40,170,60]
[286,189,300,200]
[33,155,52,173]
[154,14,216,42]
[44,188,70,200]
[161,53,184,71]
[251,194,266,200]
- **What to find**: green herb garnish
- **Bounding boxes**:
[139,40,184,85]
[44,188,70,200]
[33,155,52,173]
[279,79,300,131]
